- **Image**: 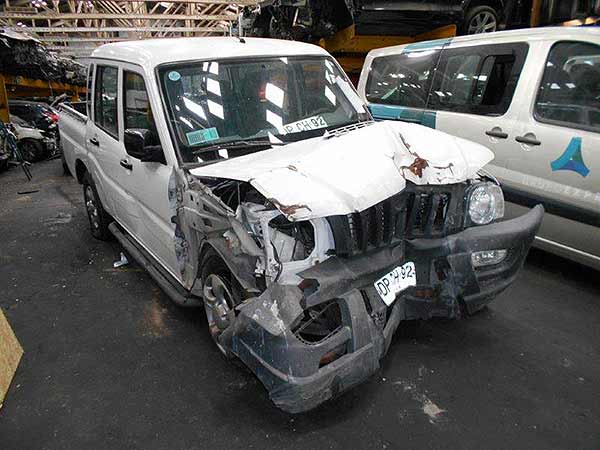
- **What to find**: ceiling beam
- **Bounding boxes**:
[1,26,228,33]
[35,36,140,42]
[0,13,237,20]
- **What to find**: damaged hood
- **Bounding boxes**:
[189,121,494,221]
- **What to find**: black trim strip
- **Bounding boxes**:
[502,185,600,228]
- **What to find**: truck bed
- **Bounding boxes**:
[58,102,88,177]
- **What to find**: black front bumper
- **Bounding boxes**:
[221,206,543,413]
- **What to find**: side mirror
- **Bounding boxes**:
[124,128,165,163]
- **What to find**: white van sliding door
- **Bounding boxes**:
[430,42,529,168]
[505,40,600,259]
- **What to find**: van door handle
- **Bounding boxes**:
[515,133,541,146]
[89,137,100,147]
[120,159,133,171]
[485,127,508,139]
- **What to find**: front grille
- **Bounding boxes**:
[328,182,467,257]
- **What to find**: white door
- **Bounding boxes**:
[430,41,530,169]
[120,66,182,282]
[503,39,600,260]
[85,64,139,232]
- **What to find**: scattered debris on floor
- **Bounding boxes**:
[393,379,447,424]
[113,252,129,269]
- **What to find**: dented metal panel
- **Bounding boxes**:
[190,121,494,221]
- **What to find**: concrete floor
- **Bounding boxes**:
[1,159,599,450]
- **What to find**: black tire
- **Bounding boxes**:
[82,171,113,241]
[200,250,241,357]
[18,139,44,163]
[461,5,499,35]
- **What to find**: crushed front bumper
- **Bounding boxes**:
[220,205,544,413]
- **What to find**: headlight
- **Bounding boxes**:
[468,183,504,225]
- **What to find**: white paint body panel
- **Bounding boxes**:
[191,121,494,221]
[358,27,600,270]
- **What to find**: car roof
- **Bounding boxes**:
[91,36,330,70]
[8,99,49,107]
[367,26,600,59]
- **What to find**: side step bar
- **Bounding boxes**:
[108,222,202,308]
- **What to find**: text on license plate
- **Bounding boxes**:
[374,262,417,306]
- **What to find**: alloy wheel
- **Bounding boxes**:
[202,274,235,353]
[468,11,497,34]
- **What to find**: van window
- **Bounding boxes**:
[429,43,528,116]
[365,49,441,108]
[94,65,119,138]
[534,41,600,133]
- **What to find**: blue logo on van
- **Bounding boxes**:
[550,137,589,177]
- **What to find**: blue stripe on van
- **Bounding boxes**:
[404,37,453,52]
[369,104,437,129]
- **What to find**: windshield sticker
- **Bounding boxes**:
[283,115,328,134]
[168,71,181,82]
[186,127,219,146]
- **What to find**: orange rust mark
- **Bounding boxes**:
[268,198,313,216]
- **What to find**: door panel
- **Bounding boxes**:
[506,40,600,260]
[121,67,182,281]
[86,65,139,231]
[430,42,529,168]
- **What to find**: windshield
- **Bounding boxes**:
[158,56,370,164]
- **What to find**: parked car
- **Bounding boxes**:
[8,99,59,131]
[10,115,57,162]
[242,0,506,41]
[58,37,542,413]
[358,26,600,270]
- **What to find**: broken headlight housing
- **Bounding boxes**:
[467,183,504,225]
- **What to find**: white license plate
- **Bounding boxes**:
[374,262,417,306]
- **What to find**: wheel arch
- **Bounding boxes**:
[464,0,505,15]
[75,159,87,184]
[197,240,259,295]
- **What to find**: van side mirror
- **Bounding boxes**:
[124,128,165,163]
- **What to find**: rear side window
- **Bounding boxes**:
[534,41,600,133]
[94,65,119,138]
[429,42,529,116]
[365,48,441,108]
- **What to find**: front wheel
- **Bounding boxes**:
[82,171,113,240]
[201,251,240,356]
[462,6,498,35]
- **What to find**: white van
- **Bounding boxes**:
[358,27,600,270]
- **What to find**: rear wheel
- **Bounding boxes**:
[201,251,239,356]
[462,6,498,35]
[82,171,112,240]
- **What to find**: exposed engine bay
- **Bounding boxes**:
[198,177,335,287]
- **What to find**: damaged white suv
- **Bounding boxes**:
[58,37,543,413]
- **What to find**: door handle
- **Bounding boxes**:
[89,137,99,147]
[120,159,133,171]
[485,127,508,139]
[515,133,541,146]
